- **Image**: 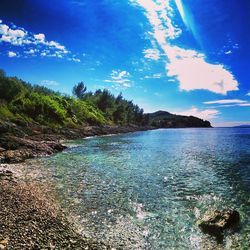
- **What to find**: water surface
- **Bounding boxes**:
[36,128,250,249]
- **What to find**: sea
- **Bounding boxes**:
[32,128,250,249]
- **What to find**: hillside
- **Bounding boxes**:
[148,110,212,128]
[0,70,211,131]
[0,70,147,128]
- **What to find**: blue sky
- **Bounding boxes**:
[0,0,249,126]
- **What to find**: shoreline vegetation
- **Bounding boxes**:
[0,70,212,248]
[0,69,211,163]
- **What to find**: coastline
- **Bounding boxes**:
[0,122,153,249]
[0,120,154,164]
[0,162,111,249]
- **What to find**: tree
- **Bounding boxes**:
[115,92,123,104]
[113,105,125,123]
[0,77,25,102]
[96,89,114,112]
[0,69,6,78]
[72,82,87,99]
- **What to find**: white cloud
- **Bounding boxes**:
[104,70,132,89]
[238,103,250,107]
[0,23,27,46]
[220,103,250,107]
[8,29,26,38]
[204,99,247,105]
[131,0,181,40]
[25,49,36,54]
[203,99,250,107]
[225,50,232,55]
[71,58,81,63]
[40,80,59,86]
[166,46,238,94]
[34,33,45,41]
[144,73,162,79]
[143,48,160,60]
[176,107,220,120]
[0,20,79,61]
[0,24,10,35]
[8,51,17,57]
[247,92,250,96]
[49,40,67,52]
[131,0,239,95]
[40,51,47,57]
[154,92,162,97]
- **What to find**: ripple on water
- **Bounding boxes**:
[35,128,250,249]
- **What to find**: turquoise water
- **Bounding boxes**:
[39,128,250,249]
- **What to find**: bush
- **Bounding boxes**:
[0,77,26,102]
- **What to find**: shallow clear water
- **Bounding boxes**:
[37,128,250,249]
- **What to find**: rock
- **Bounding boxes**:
[198,209,240,239]
[0,147,5,152]
[0,238,8,249]
[0,149,34,163]
[0,170,12,176]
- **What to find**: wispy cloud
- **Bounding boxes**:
[130,0,239,95]
[204,99,247,105]
[144,73,162,79]
[176,107,220,120]
[154,92,163,97]
[247,92,250,96]
[238,103,250,107]
[225,50,232,55]
[104,70,132,89]
[71,0,86,7]
[0,19,80,62]
[8,51,17,58]
[204,99,250,107]
[143,48,160,60]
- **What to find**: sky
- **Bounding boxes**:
[0,0,249,126]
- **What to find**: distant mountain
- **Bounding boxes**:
[147,110,212,128]
[234,125,250,128]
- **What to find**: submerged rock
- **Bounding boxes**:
[198,209,240,240]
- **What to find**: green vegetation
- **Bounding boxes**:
[148,111,211,128]
[0,70,147,127]
[0,70,211,129]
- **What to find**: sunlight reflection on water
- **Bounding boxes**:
[35,128,250,249]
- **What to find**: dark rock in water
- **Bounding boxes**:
[198,209,240,240]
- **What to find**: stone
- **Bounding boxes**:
[198,209,240,239]
[0,239,8,249]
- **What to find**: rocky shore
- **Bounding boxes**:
[0,120,153,249]
[0,120,153,163]
[0,166,111,249]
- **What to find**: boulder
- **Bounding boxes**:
[0,149,34,163]
[198,209,240,240]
